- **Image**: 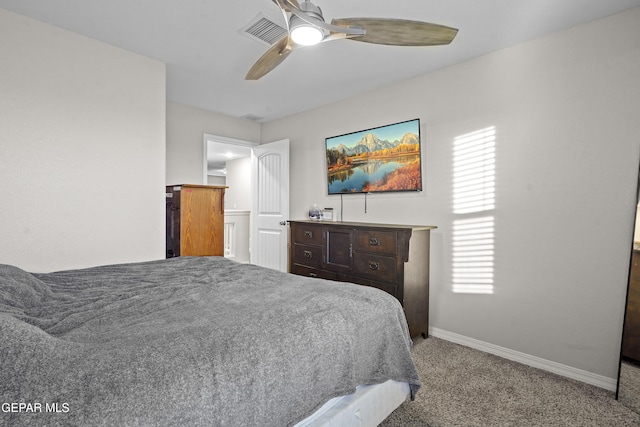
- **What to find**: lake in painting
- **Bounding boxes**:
[328,156,420,193]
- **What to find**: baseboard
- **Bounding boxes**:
[429,327,618,391]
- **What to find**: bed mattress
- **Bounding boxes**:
[295,380,409,427]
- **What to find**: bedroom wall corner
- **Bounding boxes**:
[165,101,260,186]
[260,7,640,382]
[0,9,166,272]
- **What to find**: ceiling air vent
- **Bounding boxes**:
[241,13,287,46]
[241,113,264,122]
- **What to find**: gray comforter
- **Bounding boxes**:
[0,256,420,426]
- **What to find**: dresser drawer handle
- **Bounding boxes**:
[368,261,380,271]
[368,237,380,246]
[304,231,313,239]
[304,250,313,258]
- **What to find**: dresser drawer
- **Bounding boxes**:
[353,253,398,284]
[293,224,323,245]
[354,230,397,256]
[292,264,337,280]
[293,244,323,268]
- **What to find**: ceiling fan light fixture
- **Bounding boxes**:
[290,21,323,45]
[289,1,325,46]
[247,0,459,80]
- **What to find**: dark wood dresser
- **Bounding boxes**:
[623,250,640,362]
[289,220,436,338]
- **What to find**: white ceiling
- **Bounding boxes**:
[2,0,640,125]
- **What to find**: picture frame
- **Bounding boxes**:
[325,118,422,194]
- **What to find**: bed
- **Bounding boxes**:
[0,256,420,426]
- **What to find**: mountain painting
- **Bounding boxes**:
[325,119,422,194]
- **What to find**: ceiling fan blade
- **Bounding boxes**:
[274,0,301,13]
[330,18,458,46]
[245,36,294,80]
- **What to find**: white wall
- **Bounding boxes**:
[207,175,227,186]
[225,157,252,210]
[166,101,260,186]
[0,9,166,272]
[262,8,640,381]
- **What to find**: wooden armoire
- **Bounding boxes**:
[165,184,226,258]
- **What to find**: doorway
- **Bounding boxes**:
[203,134,290,271]
[204,134,257,264]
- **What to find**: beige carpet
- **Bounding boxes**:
[379,337,640,427]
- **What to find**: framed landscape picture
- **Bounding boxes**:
[325,118,422,194]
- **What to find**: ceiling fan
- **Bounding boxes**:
[245,0,458,80]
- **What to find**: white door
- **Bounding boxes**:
[251,139,290,271]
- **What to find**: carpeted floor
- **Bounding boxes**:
[379,337,640,427]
